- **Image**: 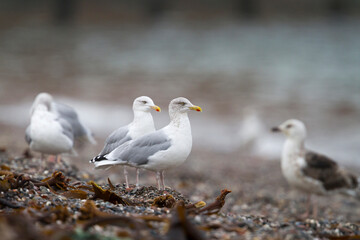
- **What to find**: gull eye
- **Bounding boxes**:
[141,101,147,104]
[286,124,293,129]
[179,102,186,106]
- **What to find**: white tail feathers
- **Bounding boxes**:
[93,159,127,169]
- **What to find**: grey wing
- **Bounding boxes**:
[55,102,90,139]
[116,130,172,166]
[99,127,131,155]
[25,125,32,144]
[303,150,357,190]
[56,117,74,142]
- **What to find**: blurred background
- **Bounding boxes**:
[0,0,360,191]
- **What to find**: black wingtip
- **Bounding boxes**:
[271,127,280,132]
[90,155,107,163]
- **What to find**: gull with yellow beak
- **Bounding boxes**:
[90,96,161,188]
[93,97,202,190]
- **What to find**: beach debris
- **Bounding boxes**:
[0,170,31,190]
[1,150,360,240]
[166,201,206,240]
[107,177,115,190]
[33,171,70,190]
[152,194,176,208]
[185,201,206,214]
[1,214,46,240]
[62,189,88,199]
[78,200,110,220]
[27,205,71,224]
[197,189,231,215]
[90,181,133,206]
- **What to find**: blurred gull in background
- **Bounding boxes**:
[27,92,96,146]
[26,97,75,161]
[237,107,282,159]
[272,119,359,218]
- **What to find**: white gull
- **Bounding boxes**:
[27,101,75,159]
[90,96,160,188]
[93,97,202,190]
[26,92,96,145]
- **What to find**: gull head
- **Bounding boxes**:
[33,103,50,113]
[169,97,202,115]
[133,96,161,113]
[272,119,307,140]
[30,92,53,115]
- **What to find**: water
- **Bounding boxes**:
[0,19,359,165]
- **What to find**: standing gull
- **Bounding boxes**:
[90,96,161,188]
[27,100,75,159]
[27,92,96,145]
[93,97,202,190]
[272,119,358,218]
[237,107,282,159]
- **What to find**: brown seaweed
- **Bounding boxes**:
[78,200,110,220]
[166,201,206,240]
[197,189,231,215]
[62,189,88,199]
[27,205,71,225]
[0,171,32,190]
[152,194,176,208]
[90,181,133,205]
[107,177,115,190]
[33,171,70,190]
[2,214,46,240]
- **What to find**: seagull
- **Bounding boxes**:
[26,92,96,145]
[237,107,282,159]
[272,119,359,218]
[92,97,202,190]
[90,96,161,188]
[238,107,265,148]
[27,101,75,160]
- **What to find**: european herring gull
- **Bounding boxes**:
[90,96,160,188]
[92,97,202,190]
[272,119,358,218]
[27,92,96,145]
[27,100,75,159]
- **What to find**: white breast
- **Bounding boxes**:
[128,112,156,139]
[30,110,73,155]
[281,140,325,194]
[145,116,193,171]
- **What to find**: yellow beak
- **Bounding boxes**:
[189,105,202,112]
[151,105,161,112]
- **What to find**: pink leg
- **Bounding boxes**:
[123,166,129,189]
[136,168,140,187]
[40,153,46,171]
[156,171,161,189]
[160,171,165,190]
